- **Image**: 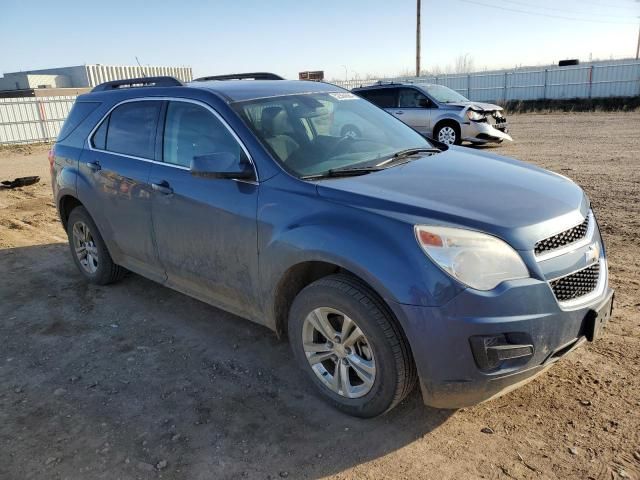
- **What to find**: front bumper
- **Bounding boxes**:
[388,277,613,409]
[462,120,512,143]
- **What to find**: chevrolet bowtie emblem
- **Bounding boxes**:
[585,243,600,265]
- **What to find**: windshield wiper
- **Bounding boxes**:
[377,147,440,166]
[300,166,384,180]
[300,148,440,180]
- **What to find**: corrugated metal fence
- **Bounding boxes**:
[0,96,76,145]
[333,60,640,103]
[1,60,638,145]
[85,65,192,87]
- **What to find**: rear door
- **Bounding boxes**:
[395,87,432,134]
[357,87,398,112]
[78,99,164,282]
[148,99,261,319]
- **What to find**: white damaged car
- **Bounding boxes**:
[354,82,512,145]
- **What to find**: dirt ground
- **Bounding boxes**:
[0,113,638,480]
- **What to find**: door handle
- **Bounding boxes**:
[86,161,101,171]
[151,181,173,195]
[395,111,404,115]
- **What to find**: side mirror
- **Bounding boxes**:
[418,98,431,108]
[190,152,254,180]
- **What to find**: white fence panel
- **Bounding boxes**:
[0,96,76,144]
[591,63,640,98]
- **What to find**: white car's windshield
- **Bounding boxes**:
[421,85,469,103]
[233,92,434,178]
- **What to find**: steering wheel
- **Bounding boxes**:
[326,135,370,160]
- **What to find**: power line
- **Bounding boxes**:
[416,0,421,77]
[579,0,640,9]
[455,0,638,24]
[506,0,637,19]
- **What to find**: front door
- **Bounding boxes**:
[149,100,261,319]
[393,87,432,134]
[78,99,164,281]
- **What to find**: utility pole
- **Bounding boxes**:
[416,0,421,77]
[636,23,639,60]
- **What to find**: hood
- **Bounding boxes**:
[316,148,587,250]
[445,101,503,112]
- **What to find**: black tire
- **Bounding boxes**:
[288,274,416,417]
[434,122,461,145]
[340,124,361,139]
[66,206,126,285]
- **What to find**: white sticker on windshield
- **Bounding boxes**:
[329,92,358,100]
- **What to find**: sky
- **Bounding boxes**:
[1,0,639,81]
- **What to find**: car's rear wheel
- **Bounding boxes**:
[66,206,125,285]
[288,274,416,417]
[435,122,461,145]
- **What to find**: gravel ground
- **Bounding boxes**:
[0,113,639,480]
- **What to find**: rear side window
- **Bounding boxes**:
[58,101,100,141]
[357,88,398,108]
[101,101,161,159]
[163,101,242,168]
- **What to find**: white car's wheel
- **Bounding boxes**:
[435,123,461,145]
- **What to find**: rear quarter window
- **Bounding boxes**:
[57,101,101,141]
[92,118,108,150]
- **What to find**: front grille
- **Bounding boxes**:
[489,113,507,129]
[550,263,600,302]
[535,215,590,256]
[492,113,506,123]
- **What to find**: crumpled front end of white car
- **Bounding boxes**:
[462,106,513,144]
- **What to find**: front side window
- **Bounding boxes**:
[398,88,429,108]
[162,101,242,168]
[234,92,433,178]
[102,101,161,159]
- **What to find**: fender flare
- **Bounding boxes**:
[259,219,462,330]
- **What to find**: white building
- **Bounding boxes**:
[0,64,193,91]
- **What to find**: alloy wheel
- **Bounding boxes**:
[302,307,376,398]
[343,129,358,139]
[438,126,457,144]
[72,221,99,274]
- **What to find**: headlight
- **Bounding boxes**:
[414,225,529,291]
[466,110,485,121]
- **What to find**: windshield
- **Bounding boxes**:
[233,92,433,178]
[421,84,469,103]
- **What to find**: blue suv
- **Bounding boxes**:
[51,73,613,417]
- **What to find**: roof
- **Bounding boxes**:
[353,81,438,91]
[188,79,344,102]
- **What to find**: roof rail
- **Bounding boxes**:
[91,76,183,92]
[193,72,284,82]
[374,80,404,86]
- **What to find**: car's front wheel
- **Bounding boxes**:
[289,274,416,417]
[435,122,461,145]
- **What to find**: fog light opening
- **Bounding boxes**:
[470,334,534,371]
